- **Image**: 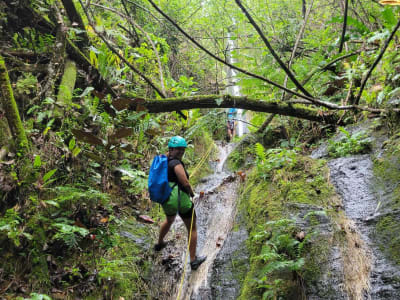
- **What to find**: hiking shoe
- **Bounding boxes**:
[190,256,207,270]
[154,242,167,251]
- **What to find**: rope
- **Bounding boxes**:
[190,143,214,178]
[176,199,195,300]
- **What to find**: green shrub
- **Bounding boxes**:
[328,127,371,157]
[254,143,298,180]
[251,219,305,299]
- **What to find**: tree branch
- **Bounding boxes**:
[234,0,312,97]
[355,18,400,105]
[91,2,166,95]
[116,95,398,125]
[79,0,186,119]
[338,0,349,53]
[126,95,342,124]
[40,3,67,99]
[282,0,314,100]
[60,0,90,49]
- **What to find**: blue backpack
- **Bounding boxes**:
[148,155,172,204]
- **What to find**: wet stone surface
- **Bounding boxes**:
[328,153,400,299]
[210,211,249,300]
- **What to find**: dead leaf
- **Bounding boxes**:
[379,0,400,5]
[136,104,147,112]
[138,215,155,224]
[92,90,106,99]
[100,217,109,224]
[295,231,305,241]
[112,97,134,111]
[71,129,103,146]
[74,218,87,229]
[109,128,133,141]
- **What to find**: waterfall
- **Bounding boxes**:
[226,31,247,137]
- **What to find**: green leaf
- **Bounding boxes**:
[78,87,94,98]
[44,200,60,208]
[34,155,42,168]
[43,169,57,183]
[69,138,76,151]
[382,7,397,27]
[72,147,81,157]
[215,98,223,106]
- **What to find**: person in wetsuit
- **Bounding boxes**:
[154,136,206,270]
[227,108,237,141]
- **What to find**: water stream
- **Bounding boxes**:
[150,142,243,300]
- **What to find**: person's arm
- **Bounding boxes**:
[174,164,194,197]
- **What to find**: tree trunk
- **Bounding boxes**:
[60,0,90,49]
[56,59,77,116]
[0,55,28,152]
[119,95,345,125]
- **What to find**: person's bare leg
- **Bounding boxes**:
[158,215,176,245]
[182,214,197,262]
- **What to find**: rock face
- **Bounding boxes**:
[317,122,400,299]
[288,202,349,300]
[210,212,249,300]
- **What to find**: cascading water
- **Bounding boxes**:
[226,31,247,137]
[149,142,245,300]
[176,142,239,299]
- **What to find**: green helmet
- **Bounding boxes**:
[168,136,187,148]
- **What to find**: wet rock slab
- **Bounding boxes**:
[210,212,249,300]
[328,151,400,298]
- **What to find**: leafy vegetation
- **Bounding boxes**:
[1,0,400,298]
[328,127,372,157]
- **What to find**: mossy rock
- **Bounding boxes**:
[373,135,400,265]
[237,154,341,298]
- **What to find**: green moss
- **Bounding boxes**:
[301,236,331,281]
[376,216,400,264]
[237,155,339,298]
[373,135,400,265]
[0,118,10,147]
[187,131,217,186]
[0,54,28,152]
[57,60,77,108]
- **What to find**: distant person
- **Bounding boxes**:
[227,108,237,141]
[154,136,206,270]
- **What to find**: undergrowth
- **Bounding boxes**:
[328,127,371,157]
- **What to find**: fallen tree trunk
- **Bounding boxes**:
[115,95,347,125]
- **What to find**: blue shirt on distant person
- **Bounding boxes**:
[227,108,237,120]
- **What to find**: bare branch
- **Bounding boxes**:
[146,0,320,104]
[91,2,166,95]
[355,18,400,105]
[282,0,314,100]
[338,0,349,53]
[120,95,398,124]
[234,0,312,97]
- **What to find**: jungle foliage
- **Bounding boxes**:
[1,0,400,298]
